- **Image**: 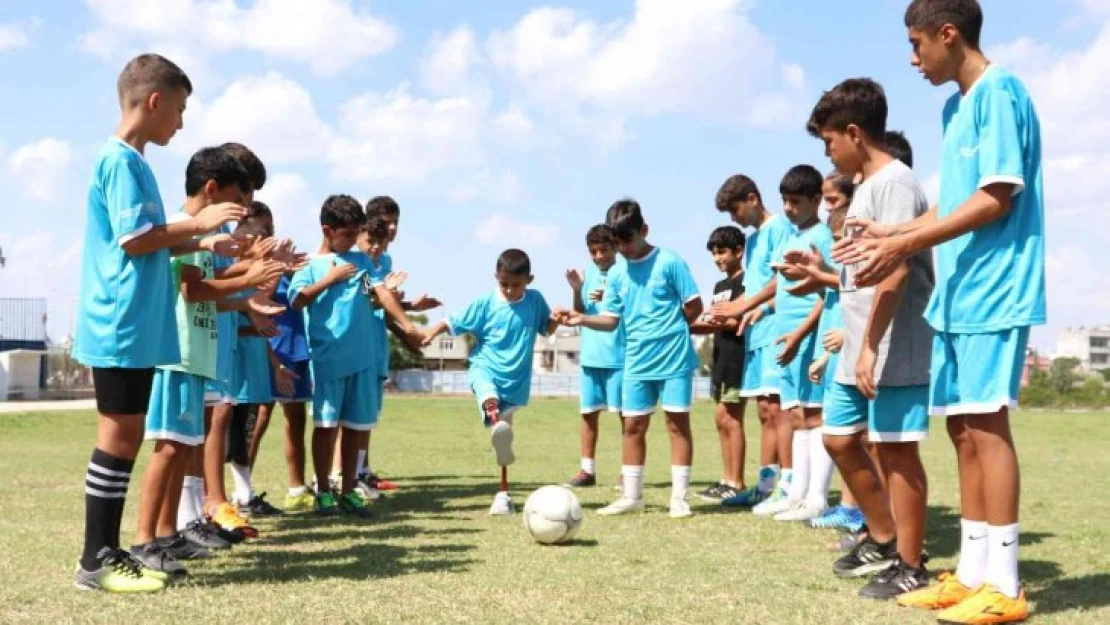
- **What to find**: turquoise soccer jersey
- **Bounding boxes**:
[369,252,393,378]
[742,214,794,351]
[774,222,834,335]
[448,289,553,407]
[600,247,700,381]
[579,261,626,369]
[289,252,382,383]
[928,65,1046,333]
[73,138,179,368]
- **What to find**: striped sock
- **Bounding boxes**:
[80,448,134,571]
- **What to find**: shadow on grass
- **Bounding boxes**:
[924,503,1055,560]
[1029,573,1110,615]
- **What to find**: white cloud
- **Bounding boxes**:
[421,25,482,95]
[447,170,521,204]
[177,72,333,164]
[473,214,558,247]
[8,138,75,204]
[0,20,37,51]
[82,0,398,76]
[255,172,320,252]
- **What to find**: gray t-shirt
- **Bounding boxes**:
[836,160,934,387]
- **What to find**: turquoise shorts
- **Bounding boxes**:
[623,375,693,418]
[580,366,623,414]
[234,337,272,405]
[779,332,822,410]
[823,382,930,442]
[146,369,207,445]
[740,345,781,398]
[470,373,522,426]
[930,327,1029,417]
[313,368,379,431]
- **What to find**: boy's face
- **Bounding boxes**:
[818,127,862,175]
[148,86,189,147]
[908,26,956,86]
[323,225,360,254]
[587,242,617,271]
[782,194,821,226]
[710,246,743,274]
[495,269,532,302]
[614,227,650,260]
[382,213,399,242]
[727,195,761,228]
[821,180,852,212]
[206,181,249,209]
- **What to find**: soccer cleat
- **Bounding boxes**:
[833,535,899,578]
[858,558,929,600]
[669,498,694,518]
[354,479,382,502]
[209,502,259,539]
[774,500,828,522]
[73,548,165,593]
[811,505,866,532]
[597,497,646,516]
[207,520,246,545]
[488,491,515,516]
[156,534,213,561]
[130,542,188,578]
[283,490,316,513]
[181,520,231,550]
[243,492,284,517]
[721,486,769,508]
[751,489,793,517]
[565,471,597,488]
[490,421,515,467]
[338,491,374,518]
[697,482,727,502]
[315,491,341,517]
[896,571,976,611]
[828,531,863,553]
[935,585,1029,624]
[365,472,398,491]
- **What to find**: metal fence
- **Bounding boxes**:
[0,298,47,342]
[392,369,715,400]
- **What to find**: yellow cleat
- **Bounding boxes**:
[209,502,258,539]
[897,571,976,610]
[283,490,316,513]
[936,585,1029,624]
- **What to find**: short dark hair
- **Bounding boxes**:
[807,78,888,140]
[714,175,762,212]
[366,195,400,218]
[248,200,272,221]
[825,171,856,200]
[220,142,266,191]
[905,0,983,48]
[884,130,914,168]
[184,147,251,197]
[362,215,391,241]
[585,224,615,247]
[319,194,365,230]
[496,248,531,276]
[117,53,192,109]
[779,165,824,198]
[706,226,746,252]
[234,218,269,239]
[605,199,645,242]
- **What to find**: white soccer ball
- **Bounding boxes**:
[523,485,584,545]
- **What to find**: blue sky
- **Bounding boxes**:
[1,0,1107,351]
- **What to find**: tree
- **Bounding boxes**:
[1019,366,1056,408]
[1049,357,1081,396]
[388,313,427,370]
[696,336,714,376]
[1073,377,1107,408]
[1100,368,1110,383]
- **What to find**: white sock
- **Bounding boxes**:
[986,523,1021,598]
[788,429,811,501]
[194,478,207,517]
[622,465,644,501]
[177,477,202,530]
[805,428,834,508]
[581,457,596,475]
[288,485,308,497]
[956,519,989,589]
[671,465,691,502]
[780,468,794,493]
[230,463,252,505]
[758,464,780,493]
[356,450,367,478]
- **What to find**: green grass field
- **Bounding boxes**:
[1,398,1108,624]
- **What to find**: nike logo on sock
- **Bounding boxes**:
[1002,539,1017,547]
[969,534,987,541]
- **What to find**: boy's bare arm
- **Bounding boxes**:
[122,203,245,257]
[683,297,704,324]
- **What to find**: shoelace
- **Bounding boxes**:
[190,520,215,540]
[107,549,147,579]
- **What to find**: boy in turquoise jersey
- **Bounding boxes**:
[712,175,793,508]
[290,195,422,518]
[751,166,833,520]
[72,54,246,593]
[557,200,703,519]
[423,249,559,515]
[129,148,284,578]
[839,3,1043,621]
[563,224,626,488]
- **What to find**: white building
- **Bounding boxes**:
[533,329,581,374]
[1055,326,1110,373]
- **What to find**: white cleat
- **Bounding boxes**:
[354,480,382,502]
[488,491,514,516]
[490,421,515,467]
[773,500,827,522]
[597,497,646,516]
[752,490,794,517]
[669,498,693,519]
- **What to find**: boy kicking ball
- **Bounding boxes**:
[423,249,559,515]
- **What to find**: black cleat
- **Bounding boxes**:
[833,535,898,579]
[858,558,929,600]
[564,471,597,488]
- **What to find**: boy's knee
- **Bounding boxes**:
[822,433,860,459]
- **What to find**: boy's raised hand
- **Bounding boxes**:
[246,258,287,287]
[324,260,357,285]
[244,236,278,262]
[194,202,247,232]
[247,309,279,338]
[201,233,246,258]
[385,270,408,291]
[734,304,763,336]
[410,294,442,311]
[247,289,285,316]
[552,307,582,327]
[565,269,584,291]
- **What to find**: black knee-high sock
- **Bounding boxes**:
[81,448,135,570]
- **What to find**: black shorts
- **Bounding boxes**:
[92,367,156,415]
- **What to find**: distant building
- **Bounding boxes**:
[419,333,469,371]
[1055,326,1110,374]
[534,329,581,374]
[1021,348,1051,387]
